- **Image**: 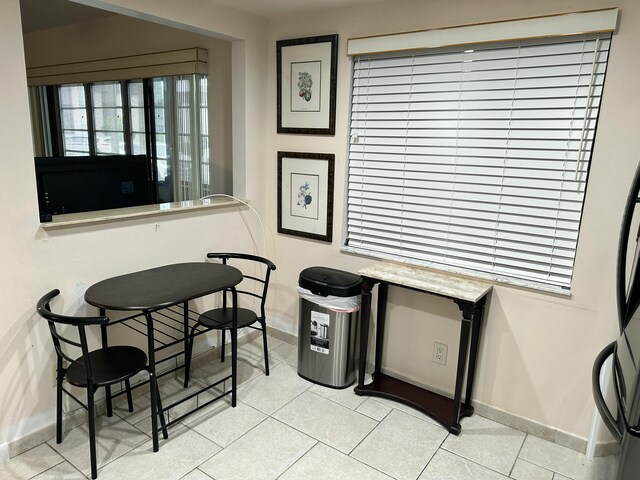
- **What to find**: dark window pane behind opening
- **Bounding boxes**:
[36,74,210,214]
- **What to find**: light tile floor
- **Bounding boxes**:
[1,336,618,480]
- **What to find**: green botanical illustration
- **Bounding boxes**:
[298,72,313,102]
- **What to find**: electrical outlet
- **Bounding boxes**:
[433,342,448,366]
[51,364,57,387]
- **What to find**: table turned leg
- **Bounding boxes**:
[463,297,486,415]
[374,282,388,378]
[356,277,374,391]
[450,300,474,435]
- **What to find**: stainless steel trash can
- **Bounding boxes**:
[297,267,362,389]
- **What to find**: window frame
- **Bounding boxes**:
[37,74,211,206]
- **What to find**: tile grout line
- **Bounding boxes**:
[414,422,451,480]
[22,442,67,480]
[8,335,604,480]
[88,415,151,477]
[273,436,319,479]
[345,403,390,456]
[507,431,529,478]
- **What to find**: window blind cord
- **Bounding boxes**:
[575,35,601,181]
[565,39,588,176]
[447,52,465,264]
[401,55,416,257]
[495,45,521,270]
[350,56,370,246]
[556,38,588,281]
[362,57,371,245]
[199,194,269,259]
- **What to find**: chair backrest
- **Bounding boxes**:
[206,253,277,318]
[36,289,109,384]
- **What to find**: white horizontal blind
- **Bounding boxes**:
[346,33,611,290]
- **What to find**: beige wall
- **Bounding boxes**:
[1,0,637,451]
[22,14,234,194]
[266,0,639,444]
[0,0,268,446]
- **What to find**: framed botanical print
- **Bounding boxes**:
[277,34,338,135]
[277,151,335,242]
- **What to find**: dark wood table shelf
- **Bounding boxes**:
[355,263,492,435]
[355,373,473,434]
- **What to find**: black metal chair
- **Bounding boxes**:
[183,253,276,387]
[37,289,166,479]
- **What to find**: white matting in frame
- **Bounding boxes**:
[278,151,335,242]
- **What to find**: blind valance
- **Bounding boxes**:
[26,47,208,86]
[347,9,618,56]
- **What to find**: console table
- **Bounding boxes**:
[355,263,492,434]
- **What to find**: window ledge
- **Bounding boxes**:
[340,245,572,297]
[40,197,245,229]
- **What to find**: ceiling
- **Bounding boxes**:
[20,0,387,33]
[19,0,113,34]
[210,0,387,18]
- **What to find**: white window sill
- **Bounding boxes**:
[40,197,244,230]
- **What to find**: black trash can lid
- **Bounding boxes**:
[299,266,362,297]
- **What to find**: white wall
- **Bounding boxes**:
[266,0,640,443]
[2,0,638,450]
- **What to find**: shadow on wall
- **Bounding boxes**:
[0,292,90,449]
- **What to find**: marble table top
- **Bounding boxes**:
[358,262,492,303]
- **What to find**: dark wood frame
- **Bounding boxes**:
[277,151,334,242]
[276,34,338,135]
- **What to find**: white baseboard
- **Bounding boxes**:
[0,442,9,463]
[267,321,618,458]
[7,325,614,460]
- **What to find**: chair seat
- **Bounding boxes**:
[197,307,259,330]
[67,345,147,388]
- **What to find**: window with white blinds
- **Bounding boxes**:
[345,32,612,291]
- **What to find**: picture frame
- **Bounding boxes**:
[277,34,338,135]
[277,151,335,242]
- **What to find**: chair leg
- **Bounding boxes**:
[55,362,63,444]
[220,330,226,362]
[105,385,113,417]
[125,379,134,412]
[184,333,195,388]
[88,386,98,480]
[261,319,270,376]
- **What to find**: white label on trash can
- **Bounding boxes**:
[310,311,330,355]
